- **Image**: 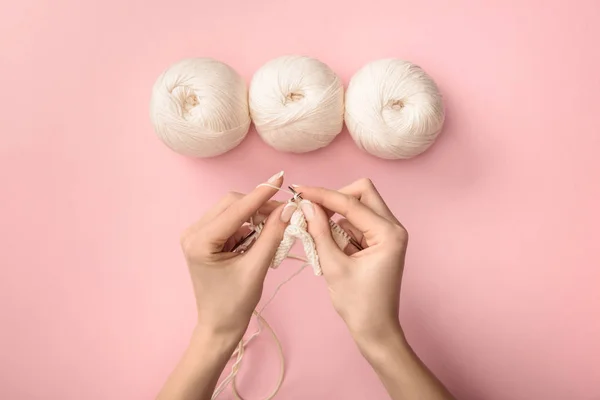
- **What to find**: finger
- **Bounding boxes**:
[321,205,336,220]
[338,178,400,224]
[299,200,346,273]
[244,203,289,275]
[303,179,387,219]
[189,192,281,233]
[250,201,281,225]
[210,171,285,241]
[337,218,364,255]
[294,186,390,234]
[194,191,243,228]
[222,225,253,253]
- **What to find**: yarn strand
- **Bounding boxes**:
[212,185,352,399]
[211,260,307,400]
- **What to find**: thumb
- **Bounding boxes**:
[300,200,346,273]
[244,203,288,276]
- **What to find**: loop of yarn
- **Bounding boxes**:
[345,58,445,160]
[249,55,344,153]
[150,58,251,157]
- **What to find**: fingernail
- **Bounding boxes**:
[291,184,300,187]
[268,171,284,184]
[280,202,297,223]
[300,200,315,221]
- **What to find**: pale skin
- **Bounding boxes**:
[157,173,455,400]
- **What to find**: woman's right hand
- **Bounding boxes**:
[293,179,409,345]
[295,179,455,400]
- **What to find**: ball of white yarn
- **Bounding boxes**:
[345,59,445,159]
[249,55,344,153]
[150,58,250,157]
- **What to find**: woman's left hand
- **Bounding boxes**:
[180,171,291,340]
[158,172,293,400]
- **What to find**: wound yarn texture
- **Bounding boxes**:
[249,55,344,153]
[345,58,445,159]
[150,58,251,157]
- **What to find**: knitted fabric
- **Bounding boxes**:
[253,208,351,276]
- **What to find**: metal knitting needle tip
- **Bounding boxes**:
[288,186,303,201]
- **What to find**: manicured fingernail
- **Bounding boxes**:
[291,184,301,188]
[300,200,315,221]
[281,202,297,223]
[268,171,284,184]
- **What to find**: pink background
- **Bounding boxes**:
[1,0,599,399]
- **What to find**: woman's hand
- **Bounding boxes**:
[295,179,455,400]
[181,171,291,339]
[158,171,295,400]
[294,178,408,344]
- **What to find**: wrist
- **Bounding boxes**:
[351,321,410,364]
[189,324,241,360]
[194,311,251,347]
[156,326,242,400]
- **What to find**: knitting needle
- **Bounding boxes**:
[287,186,303,201]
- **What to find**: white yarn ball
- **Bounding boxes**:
[249,55,344,153]
[345,59,445,159]
[150,58,250,157]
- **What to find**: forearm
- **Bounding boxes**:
[356,326,455,400]
[157,327,240,400]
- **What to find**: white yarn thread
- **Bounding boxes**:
[345,59,445,159]
[150,58,251,157]
[212,258,307,400]
[213,189,353,399]
[249,56,344,153]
